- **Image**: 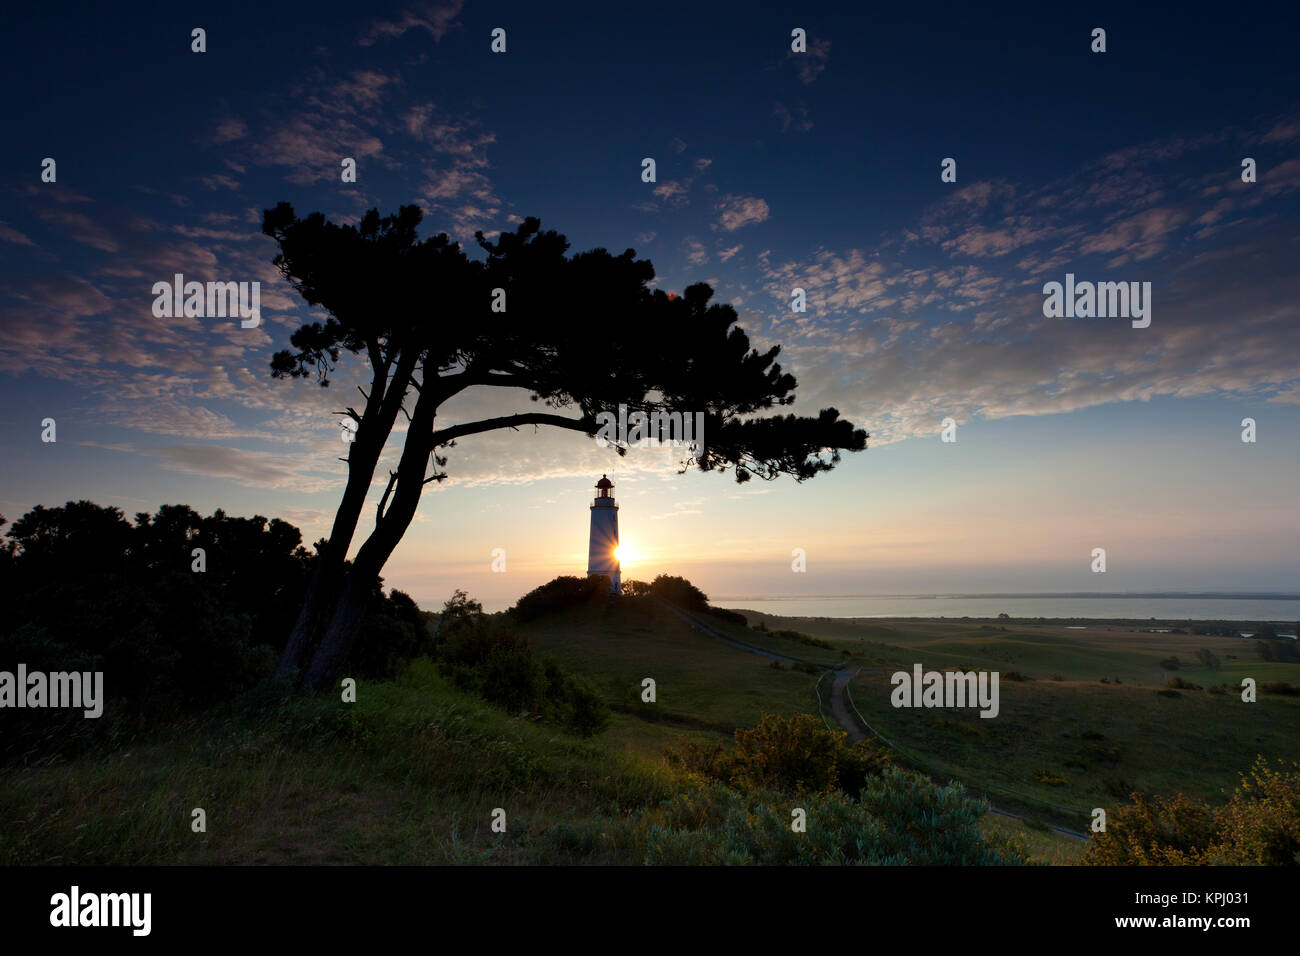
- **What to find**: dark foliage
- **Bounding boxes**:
[508,574,612,622]
[0,501,426,763]
[648,574,709,612]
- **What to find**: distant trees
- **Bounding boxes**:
[1195,648,1221,670]
[1257,639,1300,663]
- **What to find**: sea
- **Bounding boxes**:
[712,594,1300,623]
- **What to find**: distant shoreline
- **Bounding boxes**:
[713,592,1300,601]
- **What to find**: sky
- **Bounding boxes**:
[1,1,1298,610]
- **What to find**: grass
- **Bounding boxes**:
[727,616,1300,814]
[519,598,824,748]
[0,660,671,865]
[7,599,1287,865]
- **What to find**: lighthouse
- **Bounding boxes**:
[586,475,621,594]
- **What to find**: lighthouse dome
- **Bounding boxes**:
[595,475,614,489]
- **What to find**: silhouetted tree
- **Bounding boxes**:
[264,205,868,691]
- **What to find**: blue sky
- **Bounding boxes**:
[2,1,1298,609]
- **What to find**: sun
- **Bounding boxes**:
[614,544,638,565]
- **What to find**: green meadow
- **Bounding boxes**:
[720,612,1300,825]
[4,596,1294,865]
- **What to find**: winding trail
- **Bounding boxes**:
[659,599,1087,842]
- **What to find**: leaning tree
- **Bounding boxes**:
[263,204,867,691]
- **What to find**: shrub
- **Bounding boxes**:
[1082,758,1300,866]
[508,575,609,622]
[645,770,1025,865]
[648,574,709,612]
[435,613,608,736]
[667,713,891,795]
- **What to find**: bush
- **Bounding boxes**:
[434,611,608,736]
[1082,758,1300,865]
[644,770,1025,865]
[648,574,709,612]
[508,575,610,622]
[668,713,891,795]
[621,579,652,597]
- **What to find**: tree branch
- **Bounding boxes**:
[376,470,398,524]
[430,412,599,446]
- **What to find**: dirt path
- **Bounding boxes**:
[828,669,866,742]
[662,601,1088,842]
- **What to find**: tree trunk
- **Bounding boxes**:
[300,395,438,692]
[274,352,418,684]
[272,461,375,682]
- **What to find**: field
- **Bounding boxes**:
[717,611,1300,827]
[4,599,1294,865]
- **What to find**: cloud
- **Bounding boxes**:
[714,195,770,231]
[359,0,463,46]
[151,444,340,492]
[773,101,812,133]
[1076,206,1190,265]
[789,37,831,84]
[35,208,119,252]
[200,173,241,191]
[211,118,247,143]
[1261,118,1300,143]
[0,221,35,246]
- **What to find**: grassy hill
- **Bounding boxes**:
[0,596,1030,865]
[6,591,1293,865]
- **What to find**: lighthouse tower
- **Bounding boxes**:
[586,474,621,594]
